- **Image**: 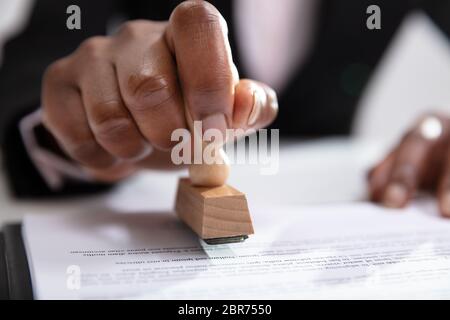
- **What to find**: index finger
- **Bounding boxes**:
[165,0,236,136]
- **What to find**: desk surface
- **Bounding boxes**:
[0,138,387,227]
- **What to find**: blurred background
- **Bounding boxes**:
[0,1,449,146]
[0,1,449,216]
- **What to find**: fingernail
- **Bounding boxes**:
[248,87,265,126]
[383,183,408,208]
[441,192,450,217]
[266,87,279,112]
[201,113,228,140]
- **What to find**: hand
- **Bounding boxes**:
[42,1,278,182]
[368,113,450,217]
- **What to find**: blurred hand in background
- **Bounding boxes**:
[369,113,450,217]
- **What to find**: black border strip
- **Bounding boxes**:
[3,223,33,300]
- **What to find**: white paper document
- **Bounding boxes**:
[23,201,450,299]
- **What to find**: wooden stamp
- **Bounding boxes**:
[175,178,254,244]
[174,110,254,244]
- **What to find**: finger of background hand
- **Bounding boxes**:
[232,79,278,130]
[368,150,396,202]
[438,131,450,217]
[114,21,186,150]
[382,130,439,208]
[42,60,116,169]
[438,160,450,218]
[75,40,152,160]
[166,1,235,136]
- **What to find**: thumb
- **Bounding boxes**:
[232,79,279,130]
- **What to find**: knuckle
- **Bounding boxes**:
[192,72,233,95]
[188,73,234,115]
[96,120,145,159]
[116,21,143,39]
[77,36,108,60]
[95,116,134,142]
[172,1,224,29]
[43,58,70,84]
[116,20,163,39]
[89,100,125,127]
[127,73,175,113]
[89,101,142,150]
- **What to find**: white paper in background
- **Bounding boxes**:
[353,11,450,146]
[23,201,450,300]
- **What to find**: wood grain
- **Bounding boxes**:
[175,178,254,239]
